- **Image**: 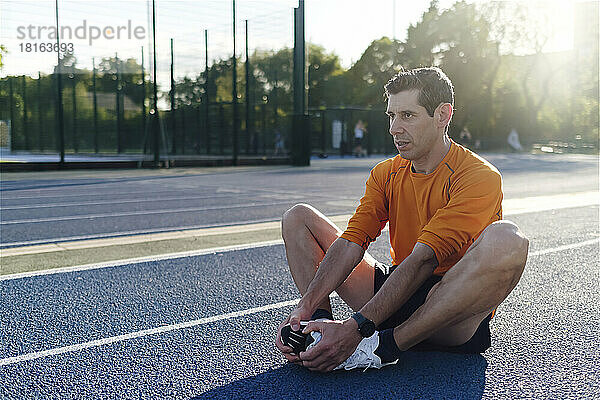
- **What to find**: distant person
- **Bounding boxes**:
[276,67,529,372]
[459,126,472,148]
[507,128,523,152]
[353,120,367,157]
[274,130,285,155]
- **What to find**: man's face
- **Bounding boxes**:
[386,90,441,161]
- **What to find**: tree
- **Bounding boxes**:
[307,43,344,107]
[252,48,293,113]
[404,1,442,67]
[343,37,408,106]
[96,55,145,106]
[400,2,503,143]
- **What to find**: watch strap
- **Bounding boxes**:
[352,312,367,327]
[351,312,375,337]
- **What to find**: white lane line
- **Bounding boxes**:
[0,188,346,211]
[0,240,284,281]
[503,191,599,215]
[0,217,283,248]
[0,188,212,201]
[0,194,264,210]
[0,201,295,225]
[0,298,301,367]
[528,238,600,257]
[1,186,323,210]
[0,239,597,366]
[0,167,296,199]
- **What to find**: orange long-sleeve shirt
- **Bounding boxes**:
[340,141,503,275]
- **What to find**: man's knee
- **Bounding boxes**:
[481,220,529,273]
[281,203,314,237]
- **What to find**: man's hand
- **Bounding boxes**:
[275,305,312,364]
[298,318,362,372]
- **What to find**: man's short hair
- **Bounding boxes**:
[384,67,454,117]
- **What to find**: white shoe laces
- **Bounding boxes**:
[342,346,377,371]
[308,330,397,372]
[336,333,383,371]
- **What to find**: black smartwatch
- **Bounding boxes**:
[351,312,376,337]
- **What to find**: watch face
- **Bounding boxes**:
[353,312,376,337]
[360,320,376,337]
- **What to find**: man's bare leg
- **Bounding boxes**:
[392,220,529,350]
[281,203,376,313]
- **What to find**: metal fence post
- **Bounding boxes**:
[204,29,210,155]
[341,109,346,157]
[93,58,98,153]
[8,77,14,151]
[141,47,146,154]
[261,102,266,154]
[292,0,309,165]
[116,53,122,153]
[151,0,160,167]
[245,19,252,155]
[22,75,29,151]
[71,72,77,152]
[273,67,278,129]
[38,72,43,151]
[180,107,186,154]
[321,109,326,155]
[170,38,176,154]
[55,0,65,163]
[196,103,201,154]
[232,0,239,165]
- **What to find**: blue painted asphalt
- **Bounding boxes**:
[1,154,597,246]
[0,165,370,246]
[1,205,599,398]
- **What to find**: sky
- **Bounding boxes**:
[0,0,578,84]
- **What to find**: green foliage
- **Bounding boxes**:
[307,44,344,106]
[343,37,407,106]
[404,1,442,66]
[0,44,7,69]
[175,76,204,106]
[95,55,146,106]
[251,48,293,110]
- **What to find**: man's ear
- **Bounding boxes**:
[434,103,453,128]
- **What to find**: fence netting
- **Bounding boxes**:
[0,0,302,158]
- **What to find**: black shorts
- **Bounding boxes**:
[374,263,492,354]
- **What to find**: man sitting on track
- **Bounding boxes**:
[275,67,529,372]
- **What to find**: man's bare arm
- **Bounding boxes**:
[358,243,438,327]
[298,237,365,313]
[276,237,364,363]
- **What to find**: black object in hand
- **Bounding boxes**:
[281,322,310,354]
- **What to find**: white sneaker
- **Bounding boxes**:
[306,331,398,371]
[303,319,328,350]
